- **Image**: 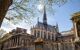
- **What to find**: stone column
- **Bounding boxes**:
[9,39,11,47]
[15,38,17,47]
[74,22,79,41]
[19,37,22,46]
[36,29,37,37]
[54,43,56,50]
[71,39,75,50]
[46,31,48,39]
[12,39,14,47]
[16,38,18,47]
[62,43,65,50]
[21,39,24,46]
[13,38,14,47]
[10,39,12,47]
[14,38,16,46]
[53,33,56,41]
[11,39,12,47]
[50,33,52,40]
[18,37,19,46]
[42,31,44,38]
[40,30,41,38]
[52,43,54,50]
[58,43,61,50]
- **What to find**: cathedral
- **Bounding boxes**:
[0,7,80,50]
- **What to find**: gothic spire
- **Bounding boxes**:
[43,6,47,27]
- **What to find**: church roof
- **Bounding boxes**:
[35,22,56,31]
[33,5,58,32]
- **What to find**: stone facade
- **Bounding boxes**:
[0,10,80,50]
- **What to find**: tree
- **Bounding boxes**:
[0,0,13,27]
[0,0,67,27]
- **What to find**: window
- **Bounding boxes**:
[44,32,46,39]
[34,30,36,37]
[48,33,50,40]
[37,31,40,37]
[52,34,54,40]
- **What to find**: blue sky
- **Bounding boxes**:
[37,0,80,32]
[53,0,80,32]
[1,0,80,33]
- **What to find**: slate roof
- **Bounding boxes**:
[35,22,57,32]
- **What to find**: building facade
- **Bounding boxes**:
[71,11,80,50]
[0,7,80,50]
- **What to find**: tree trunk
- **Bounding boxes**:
[0,0,13,27]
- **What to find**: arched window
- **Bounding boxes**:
[34,30,36,37]
[44,32,46,39]
[52,34,54,40]
[48,33,50,40]
[37,31,40,37]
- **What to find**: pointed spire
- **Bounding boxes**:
[43,5,47,29]
[43,5,47,25]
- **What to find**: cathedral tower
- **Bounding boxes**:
[43,6,47,29]
[31,5,58,41]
